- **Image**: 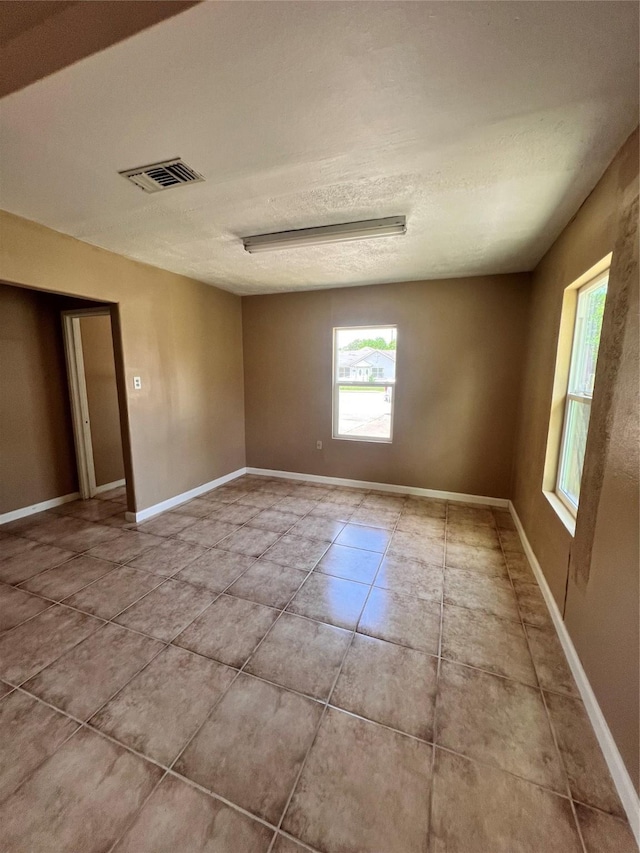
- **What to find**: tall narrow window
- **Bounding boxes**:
[333,326,397,442]
[556,273,608,514]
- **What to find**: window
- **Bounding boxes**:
[333,325,397,441]
[556,273,608,514]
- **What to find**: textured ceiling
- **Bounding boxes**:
[0,1,637,294]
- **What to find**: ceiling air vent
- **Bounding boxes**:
[119,158,204,193]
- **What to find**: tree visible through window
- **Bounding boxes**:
[333,326,397,441]
[556,274,608,514]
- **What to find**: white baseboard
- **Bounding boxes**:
[509,502,640,843]
[246,468,510,508]
[0,491,80,525]
[93,478,126,495]
[125,465,509,523]
[125,468,247,523]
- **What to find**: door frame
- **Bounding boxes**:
[61,307,112,499]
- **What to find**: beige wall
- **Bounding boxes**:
[512,130,639,789]
[0,211,246,513]
[0,284,78,512]
[243,274,531,498]
[80,313,125,488]
[1,1,201,98]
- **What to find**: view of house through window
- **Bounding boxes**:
[333,326,397,441]
[556,273,608,514]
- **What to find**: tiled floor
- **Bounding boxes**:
[0,476,635,852]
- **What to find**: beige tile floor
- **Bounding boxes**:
[0,475,635,853]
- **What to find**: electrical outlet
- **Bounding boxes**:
[316,440,323,450]
[133,376,142,390]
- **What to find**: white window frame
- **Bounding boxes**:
[555,273,608,516]
[332,325,396,443]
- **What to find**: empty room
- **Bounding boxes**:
[0,2,638,852]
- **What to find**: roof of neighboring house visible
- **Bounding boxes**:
[338,348,396,367]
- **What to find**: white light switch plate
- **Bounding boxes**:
[133,376,142,390]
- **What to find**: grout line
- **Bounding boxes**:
[569,796,635,822]
[5,547,445,678]
[268,631,353,849]
[1,501,530,661]
[6,516,571,704]
[436,654,537,691]
[16,632,573,761]
[165,500,340,667]
[2,687,84,797]
[166,508,344,765]
[0,591,59,630]
[427,498,448,849]
[267,494,407,850]
[2,485,447,684]
[16,559,125,601]
[161,765,280,833]
[105,486,365,853]
[102,664,250,852]
[0,500,180,587]
[433,742,579,802]
[494,509,589,853]
[6,615,108,692]
[322,699,432,746]
[109,493,336,850]
[0,548,91,587]
[103,775,159,852]
[15,632,169,728]
[81,638,172,724]
[538,684,589,853]
[436,589,524,625]
[1,490,314,634]
[0,498,269,677]
[238,669,326,707]
[272,830,324,853]
[15,676,587,823]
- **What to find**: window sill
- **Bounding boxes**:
[332,435,393,444]
[543,490,576,536]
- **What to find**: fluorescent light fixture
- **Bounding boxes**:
[242,216,406,253]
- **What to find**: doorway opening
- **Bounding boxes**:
[62,307,127,500]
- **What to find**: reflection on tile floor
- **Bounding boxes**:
[0,478,634,852]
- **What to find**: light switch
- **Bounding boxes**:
[133,376,142,390]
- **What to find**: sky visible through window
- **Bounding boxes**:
[336,327,397,349]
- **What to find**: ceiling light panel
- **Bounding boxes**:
[243,216,407,253]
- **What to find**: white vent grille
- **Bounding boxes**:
[119,158,204,193]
